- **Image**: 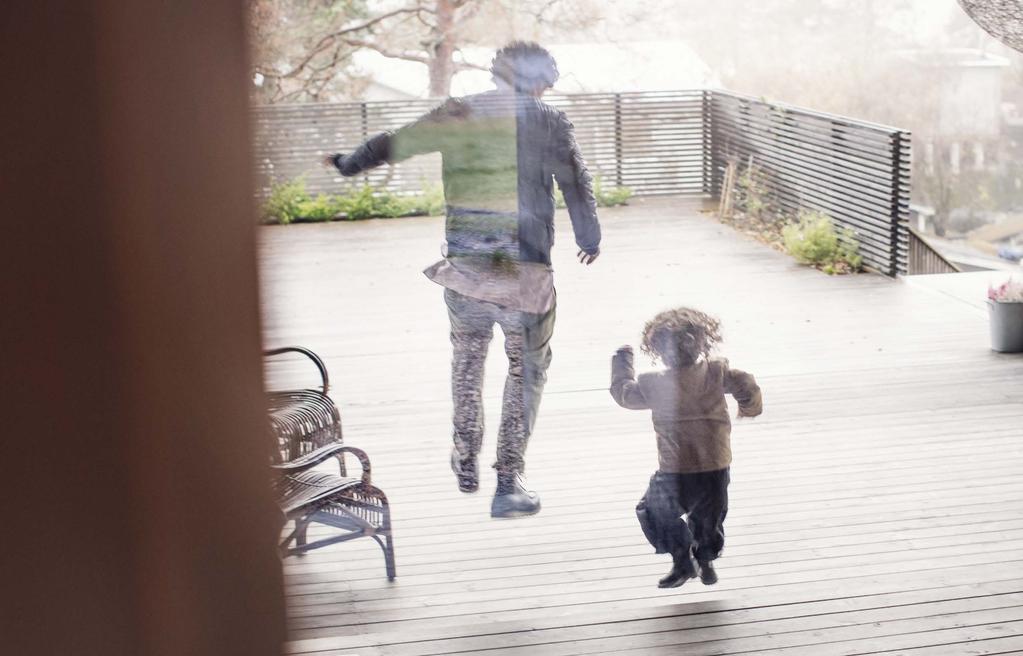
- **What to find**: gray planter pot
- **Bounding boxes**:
[989,300,1023,353]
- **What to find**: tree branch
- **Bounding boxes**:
[453,60,490,72]
[535,0,566,24]
[453,0,484,24]
[452,49,490,72]
[342,39,431,65]
[282,5,425,79]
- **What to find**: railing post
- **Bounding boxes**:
[888,132,901,276]
[360,101,370,188]
[703,89,714,197]
[613,93,623,188]
[890,130,912,276]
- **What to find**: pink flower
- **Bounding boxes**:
[990,278,1023,303]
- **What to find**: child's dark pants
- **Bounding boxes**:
[636,469,729,563]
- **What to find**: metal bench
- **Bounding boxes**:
[265,346,395,580]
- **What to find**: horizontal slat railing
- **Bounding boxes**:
[251,98,439,198]
[250,90,707,199]
[252,89,911,276]
[708,90,911,276]
[907,227,961,275]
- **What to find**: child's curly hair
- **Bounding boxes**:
[640,307,722,367]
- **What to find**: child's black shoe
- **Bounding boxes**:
[657,558,697,588]
[697,560,718,585]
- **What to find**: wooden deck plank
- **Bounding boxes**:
[286,514,1023,585]
[261,198,1023,654]
[287,582,1023,655]
[395,604,1023,656]
[285,580,1023,652]
[284,551,1023,634]
[283,553,1023,623]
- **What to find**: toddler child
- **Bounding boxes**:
[611,307,762,588]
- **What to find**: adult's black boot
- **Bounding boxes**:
[450,447,479,493]
[490,472,541,518]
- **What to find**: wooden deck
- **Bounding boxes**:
[260,197,1023,655]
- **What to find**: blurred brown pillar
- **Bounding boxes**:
[0,2,285,655]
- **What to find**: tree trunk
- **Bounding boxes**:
[428,0,456,97]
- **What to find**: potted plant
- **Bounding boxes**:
[988,277,1023,353]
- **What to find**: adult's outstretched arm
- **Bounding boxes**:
[328,98,468,177]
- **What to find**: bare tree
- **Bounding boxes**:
[249,0,600,103]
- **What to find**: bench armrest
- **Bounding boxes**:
[272,444,372,485]
[264,346,330,393]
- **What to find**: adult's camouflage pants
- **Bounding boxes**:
[445,288,555,474]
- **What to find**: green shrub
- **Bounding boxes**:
[335,186,383,220]
[264,174,629,222]
[263,177,448,223]
[305,183,447,221]
[734,164,771,221]
[296,194,343,222]
[403,183,447,216]
[263,179,309,224]
[263,176,650,222]
[594,177,633,207]
[556,176,632,209]
[375,191,418,219]
[782,211,863,274]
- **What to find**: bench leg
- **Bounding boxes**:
[295,517,310,550]
[384,534,396,581]
[370,531,396,581]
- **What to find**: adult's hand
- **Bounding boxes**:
[577,248,599,265]
[322,153,344,170]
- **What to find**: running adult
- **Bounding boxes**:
[325,41,601,517]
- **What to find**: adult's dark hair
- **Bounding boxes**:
[491,41,559,93]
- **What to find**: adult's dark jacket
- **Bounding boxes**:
[331,90,601,266]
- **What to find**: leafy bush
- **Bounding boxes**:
[263,179,309,225]
[733,164,772,221]
[336,186,385,220]
[297,194,343,222]
[594,177,633,207]
[782,211,863,274]
[717,165,862,275]
[556,176,632,209]
[263,175,629,224]
[261,179,446,223]
[402,183,446,216]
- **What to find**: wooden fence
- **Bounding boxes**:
[907,227,961,274]
[252,89,912,276]
[251,90,706,199]
[708,90,912,276]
